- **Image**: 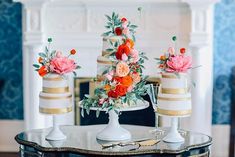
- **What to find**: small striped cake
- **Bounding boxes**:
[157,73,192,117]
[39,74,72,114]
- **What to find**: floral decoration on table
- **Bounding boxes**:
[157,36,192,74]
[81,12,148,117]
[33,38,80,77]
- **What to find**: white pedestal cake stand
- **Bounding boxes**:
[80,100,149,141]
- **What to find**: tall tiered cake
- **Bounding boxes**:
[81,12,149,141]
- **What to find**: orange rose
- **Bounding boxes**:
[131,72,141,84]
[125,39,134,49]
[116,44,130,60]
[38,66,48,77]
[38,57,43,63]
[116,61,130,77]
[121,75,133,87]
[115,85,128,96]
[70,49,76,55]
[104,84,111,91]
[160,55,166,60]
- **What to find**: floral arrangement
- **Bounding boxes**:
[157,36,192,73]
[33,38,80,77]
[102,12,138,41]
[81,12,148,117]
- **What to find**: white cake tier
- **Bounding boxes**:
[39,92,72,114]
[43,74,68,88]
[102,36,123,56]
[160,73,188,94]
[157,92,191,117]
[97,56,114,81]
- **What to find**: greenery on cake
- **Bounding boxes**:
[81,13,148,117]
[156,36,192,74]
[33,38,80,77]
[102,12,138,42]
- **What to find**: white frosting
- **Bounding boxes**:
[97,56,113,76]
[39,74,72,111]
[157,73,192,117]
[161,73,188,89]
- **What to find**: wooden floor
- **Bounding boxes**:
[0,152,18,157]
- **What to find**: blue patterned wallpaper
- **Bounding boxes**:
[213,0,235,124]
[0,0,23,119]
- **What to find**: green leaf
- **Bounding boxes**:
[81,108,84,117]
[48,38,52,43]
[39,53,47,58]
[129,25,138,29]
[33,64,40,68]
[105,15,112,21]
[106,48,114,52]
[73,71,77,76]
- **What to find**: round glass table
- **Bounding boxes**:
[15,125,212,157]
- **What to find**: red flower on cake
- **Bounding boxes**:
[180,48,186,54]
[116,44,130,60]
[108,90,119,98]
[38,66,48,77]
[121,75,133,87]
[121,18,127,22]
[115,27,122,36]
[115,85,128,96]
[70,49,76,55]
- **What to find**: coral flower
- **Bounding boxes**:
[180,48,186,54]
[38,66,48,77]
[116,44,131,60]
[125,39,134,49]
[70,49,76,55]
[104,84,111,91]
[121,17,127,22]
[116,61,130,77]
[166,55,192,73]
[50,57,76,74]
[121,75,133,87]
[38,57,43,63]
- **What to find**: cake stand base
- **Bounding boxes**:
[163,117,184,143]
[96,110,131,141]
[46,115,66,141]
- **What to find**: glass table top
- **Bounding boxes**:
[16,125,212,156]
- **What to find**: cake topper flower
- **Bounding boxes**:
[156,36,192,74]
[81,12,148,117]
[102,12,138,41]
[33,38,80,77]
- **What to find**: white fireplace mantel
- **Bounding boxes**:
[15,0,219,135]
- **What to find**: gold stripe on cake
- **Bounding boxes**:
[162,74,178,79]
[161,88,188,94]
[157,97,191,101]
[39,107,72,114]
[102,51,111,56]
[156,108,191,116]
[97,59,113,65]
[43,87,69,93]
[39,95,72,100]
[43,77,63,81]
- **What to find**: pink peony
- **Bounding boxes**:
[56,51,63,58]
[104,70,114,81]
[116,61,130,77]
[166,55,192,73]
[50,56,76,74]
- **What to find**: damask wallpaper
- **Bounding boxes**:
[0,0,23,119]
[213,0,235,124]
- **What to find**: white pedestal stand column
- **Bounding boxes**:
[46,115,66,141]
[163,117,184,143]
[96,110,131,141]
